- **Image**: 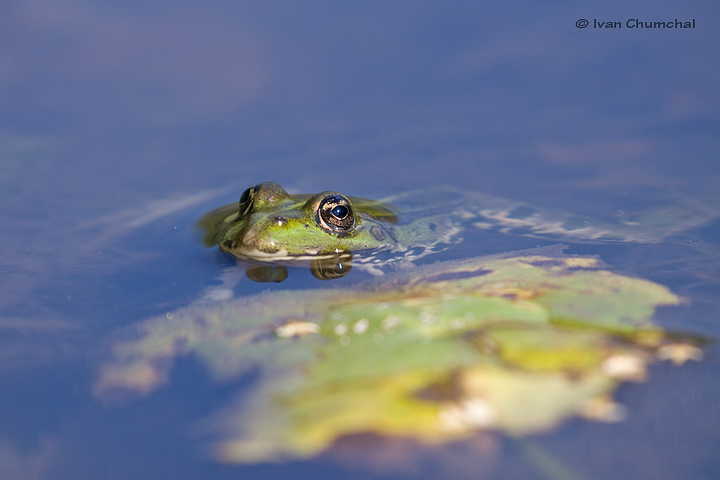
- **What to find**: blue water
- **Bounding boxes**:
[1,1,719,478]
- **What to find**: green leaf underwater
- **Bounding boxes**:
[94,245,704,463]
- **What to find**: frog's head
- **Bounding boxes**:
[216,182,397,261]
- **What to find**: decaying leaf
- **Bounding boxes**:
[94,245,702,463]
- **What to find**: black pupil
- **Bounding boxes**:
[317,194,355,234]
[331,205,349,219]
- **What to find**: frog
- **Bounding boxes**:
[199,182,400,258]
[199,182,715,282]
[198,182,410,281]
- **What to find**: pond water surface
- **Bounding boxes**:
[1,2,719,479]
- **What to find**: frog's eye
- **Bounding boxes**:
[238,184,259,217]
[317,194,357,234]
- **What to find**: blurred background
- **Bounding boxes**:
[1,1,718,478]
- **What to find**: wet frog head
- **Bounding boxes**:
[199,182,400,280]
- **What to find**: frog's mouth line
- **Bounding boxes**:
[228,248,353,263]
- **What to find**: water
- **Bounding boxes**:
[1,1,719,478]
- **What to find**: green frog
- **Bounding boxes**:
[200,182,400,259]
[199,182,713,281]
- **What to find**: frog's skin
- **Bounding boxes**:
[199,182,715,275]
[199,182,404,261]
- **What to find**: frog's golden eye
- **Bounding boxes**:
[317,194,357,235]
[238,184,259,217]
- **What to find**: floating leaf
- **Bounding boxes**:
[94,245,702,463]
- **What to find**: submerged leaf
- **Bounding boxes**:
[95,245,702,463]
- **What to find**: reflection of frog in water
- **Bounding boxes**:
[199,182,714,281]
